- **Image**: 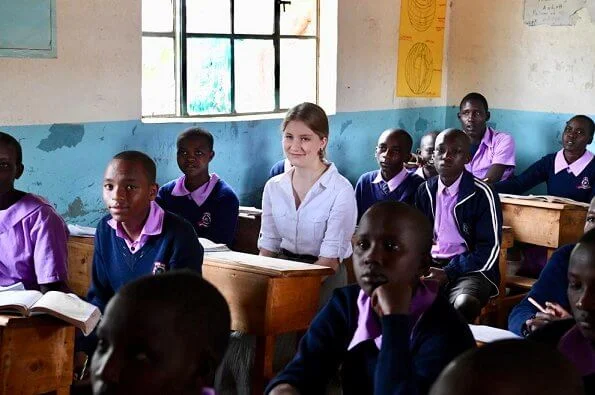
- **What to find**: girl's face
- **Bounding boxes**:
[568,244,595,342]
[0,144,23,194]
[282,121,327,168]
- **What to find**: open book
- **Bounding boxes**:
[199,238,230,252]
[0,290,101,336]
[499,193,590,208]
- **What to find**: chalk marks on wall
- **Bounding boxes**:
[523,0,595,26]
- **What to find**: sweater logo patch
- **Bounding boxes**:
[198,212,212,228]
[578,177,591,190]
[462,223,471,235]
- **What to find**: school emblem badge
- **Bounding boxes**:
[198,212,212,228]
[462,223,471,235]
[578,177,591,190]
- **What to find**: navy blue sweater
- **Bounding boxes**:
[415,171,502,295]
[494,152,595,203]
[156,178,239,245]
[87,211,204,312]
[269,159,285,178]
[508,244,573,336]
[266,284,475,395]
[355,170,424,221]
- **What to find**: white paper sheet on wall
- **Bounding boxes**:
[524,0,595,26]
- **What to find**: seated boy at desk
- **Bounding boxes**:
[414,131,439,180]
[0,131,69,292]
[157,127,239,245]
[91,271,230,395]
[495,115,595,203]
[415,129,502,322]
[88,151,204,313]
[266,202,475,395]
[355,129,423,221]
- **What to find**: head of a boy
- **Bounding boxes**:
[433,129,471,180]
[458,93,490,142]
[562,115,594,156]
[176,128,215,179]
[375,129,412,180]
[0,132,24,194]
[418,131,439,164]
[102,151,157,224]
[568,228,595,344]
[353,201,432,296]
[429,339,583,395]
[584,196,595,234]
[91,271,231,395]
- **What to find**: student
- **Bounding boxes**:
[355,129,424,221]
[88,151,204,313]
[429,339,584,395]
[91,271,230,395]
[266,202,475,395]
[414,131,439,180]
[269,158,291,178]
[458,92,515,183]
[529,229,595,393]
[495,115,595,203]
[415,128,502,322]
[0,131,69,292]
[157,127,240,245]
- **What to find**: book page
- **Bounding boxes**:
[198,238,230,252]
[31,292,101,335]
[0,282,25,292]
[205,251,329,272]
[0,290,43,314]
[469,324,520,343]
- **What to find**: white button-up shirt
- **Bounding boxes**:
[258,163,357,260]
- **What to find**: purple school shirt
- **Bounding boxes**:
[107,201,165,254]
[372,167,409,192]
[0,194,68,290]
[465,127,516,180]
[171,173,220,207]
[554,149,594,175]
[347,279,439,350]
[431,174,467,259]
[558,325,595,376]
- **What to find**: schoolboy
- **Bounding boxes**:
[91,271,230,395]
[414,131,439,180]
[157,127,239,245]
[0,131,69,292]
[415,129,502,322]
[496,115,595,203]
[429,339,584,395]
[458,93,515,183]
[266,201,475,395]
[355,129,424,221]
[88,151,204,312]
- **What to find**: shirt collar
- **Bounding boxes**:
[108,200,165,240]
[171,174,220,206]
[372,168,409,192]
[554,149,594,175]
[437,172,464,196]
[558,324,595,376]
[347,280,439,351]
[276,162,337,188]
[479,126,495,148]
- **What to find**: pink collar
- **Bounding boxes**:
[554,149,594,175]
[171,174,220,207]
[437,172,463,196]
[108,201,164,242]
[372,168,409,192]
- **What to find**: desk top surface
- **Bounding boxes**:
[500,197,588,211]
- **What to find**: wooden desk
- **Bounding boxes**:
[232,213,261,255]
[0,315,74,394]
[202,251,334,395]
[67,236,95,298]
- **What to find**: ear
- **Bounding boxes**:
[464,152,472,165]
[208,150,215,162]
[320,136,328,150]
[486,111,491,121]
[457,111,462,120]
[149,183,158,201]
[15,163,24,180]
[417,252,432,278]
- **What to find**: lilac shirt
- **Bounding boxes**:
[347,280,439,350]
[171,173,220,207]
[465,127,516,180]
[554,149,595,175]
[558,325,595,376]
[0,194,68,290]
[107,201,165,254]
[431,175,467,259]
[372,167,409,192]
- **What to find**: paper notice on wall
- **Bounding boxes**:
[396,0,447,98]
[523,0,595,26]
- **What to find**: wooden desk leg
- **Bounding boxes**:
[252,335,275,395]
[546,248,556,261]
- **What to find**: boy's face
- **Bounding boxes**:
[584,198,595,234]
[91,296,204,395]
[568,244,595,343]
[177,136,214,179]
[282,120,327,167]
[563,117,593,155]
[0,143,23,194]
[434,133,471,179]
[375,131,409,179]
[418,135,437,163]
[458,99,489,141]
[102,159,157,224]
[353,210,428,296]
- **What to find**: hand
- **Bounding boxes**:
[425,267,448,285]
[314,257,339,272]
[269,383,300,395]
[371,282,413,316]
[525,302,571,333]
[73,351,89,380]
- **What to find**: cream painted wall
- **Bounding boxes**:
[447,0,595,113]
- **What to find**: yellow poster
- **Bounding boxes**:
[396,0,447,97]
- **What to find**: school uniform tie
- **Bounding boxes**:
[380,181,390,195]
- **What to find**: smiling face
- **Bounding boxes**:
[562,117,593,156]
[568,243,595,343]
[433,130,471,180]
[177,136,214,179]
[0,142,23,195]
[458,99,490,142]
[375,129,411,180]
[282,120,327,168]
[419,133,438,164]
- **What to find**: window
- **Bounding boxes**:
[142,0,320,119]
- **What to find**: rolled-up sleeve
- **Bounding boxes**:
[258,180,283,253]
[319,186,357,260]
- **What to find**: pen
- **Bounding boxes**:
[528,297,548,314]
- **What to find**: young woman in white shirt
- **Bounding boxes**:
[258,102,357,305]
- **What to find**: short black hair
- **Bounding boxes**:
[382,128,413,153]
[459,92,489,113]
[569,114,595,138]
[0,131,23,165]
[112,151,157,184]
[177,127,214,151]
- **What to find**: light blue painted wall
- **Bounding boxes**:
[1,107,445,226]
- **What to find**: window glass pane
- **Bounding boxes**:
[234,0,274,34]
[187,0,231,34]
[234,40,274,113]
[280,0,317,36]
[187,38,232,115]
[280,39,317,109]
[142,0,173,32]
[142,37,175,116]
